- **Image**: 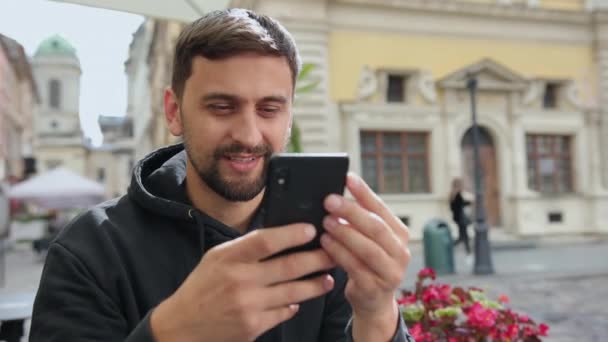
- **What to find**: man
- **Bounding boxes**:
[30,9,413,342]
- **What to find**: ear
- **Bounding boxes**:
[164,87,183,136]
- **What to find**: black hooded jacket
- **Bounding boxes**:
[29,144,412,341]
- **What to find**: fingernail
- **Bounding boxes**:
[289,304,299,312]
[320,234,332,245]
[304,225,316,238]
[323,275,335,290]
[324,216,337,230]
[347,172,359,188]
[325,195,342,211]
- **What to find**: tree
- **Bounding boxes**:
[288,63,320,153]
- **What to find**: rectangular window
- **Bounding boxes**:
[526,134,573,193]
[360,131,430,193]
[386,74,406,103]
[543,82,559,109]
[49,79,61,109]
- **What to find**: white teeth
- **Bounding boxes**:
[229,156,255,162]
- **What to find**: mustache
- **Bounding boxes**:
[213,143,273,160]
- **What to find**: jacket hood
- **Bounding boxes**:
[128,143,193,222]
[127,143,262,250]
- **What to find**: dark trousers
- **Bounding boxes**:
[454,220,471,254]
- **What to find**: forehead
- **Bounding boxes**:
[184,54,293,99]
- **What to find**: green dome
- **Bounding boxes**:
[35,35,77,58]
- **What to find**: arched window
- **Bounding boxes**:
[49,79,61,109]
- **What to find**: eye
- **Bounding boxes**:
[258,106,280,117]
[207,103,234,114]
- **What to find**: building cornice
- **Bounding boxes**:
[335,0,590,24]
[340,102,440,116]
[327,0,596,45]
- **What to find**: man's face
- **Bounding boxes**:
[169,53,293,202]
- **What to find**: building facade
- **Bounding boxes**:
[0,34,38,182]
[32,35,87,176]
[87,115,134,198]
[238,0,608,238]
[130,0,608,238]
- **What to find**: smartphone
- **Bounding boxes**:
[261,153,349,256]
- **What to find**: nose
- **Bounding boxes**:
[230,108,263,148]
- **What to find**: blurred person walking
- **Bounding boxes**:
[449,178,472,255]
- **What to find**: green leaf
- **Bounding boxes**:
[297,63,315,81]
[469,290,487,302]
[296,80,321,94]
[287,121,302,153]
[401,304,425,322]
[434,306,462,319]
[480,299,503,310]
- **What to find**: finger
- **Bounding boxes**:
[344,172,410,244]
[323,195,404,259]
[261,249,336,285]
[319,233,379,288]
[262,274,334,309]
[256,304,300,337]
[322,217,400,281]
[226,223,316,262]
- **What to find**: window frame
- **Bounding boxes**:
[360,131,431,194]
[49,79,61,109]
[526,134,574,194]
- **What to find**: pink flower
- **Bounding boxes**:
[422,286,441,304]
[438,284,452,302]
[466,302,498,329]
[523,326,535,337]
[519,314,529,323]
[539,323,550,336]
[507,324,519,338]
[397,294,417,306]
[418,268,437,280]
[409,323,423,341]
[498,294,510,304]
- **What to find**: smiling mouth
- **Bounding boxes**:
[226,155,258,162]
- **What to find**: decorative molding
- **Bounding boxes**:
[438,58,527,91]
[341,102,440,116]
[334,0,590,24]
[565,80,585,109]
[417,71,438,104]
[328,1,593,45]
[356,64,377,101]
[522,80,544,106]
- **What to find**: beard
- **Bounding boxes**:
[184,138,274,202]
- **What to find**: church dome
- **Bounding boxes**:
[34,35,78,59]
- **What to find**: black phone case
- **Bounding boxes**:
[261,153,349,256]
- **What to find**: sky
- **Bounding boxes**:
[0,0,144,145]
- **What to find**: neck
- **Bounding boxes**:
[185,160,263,234]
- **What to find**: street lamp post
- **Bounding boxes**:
[466,76,495,275]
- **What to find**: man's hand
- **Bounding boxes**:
[151,223,336,342]
[321,172,411,341]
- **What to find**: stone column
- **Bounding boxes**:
[592,11,608,189]
[253,0,336,152]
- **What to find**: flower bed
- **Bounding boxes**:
[398,268,549,341]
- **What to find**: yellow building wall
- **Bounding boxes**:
[459,0,584,11]
[329,31,593,101]
[539,0,585,11]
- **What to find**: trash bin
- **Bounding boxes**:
[423,218,455,275]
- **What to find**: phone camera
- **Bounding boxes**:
[275,167,289,189]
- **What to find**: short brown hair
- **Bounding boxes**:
[171,8,301,99]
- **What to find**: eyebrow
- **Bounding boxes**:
[201,93,288,104]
